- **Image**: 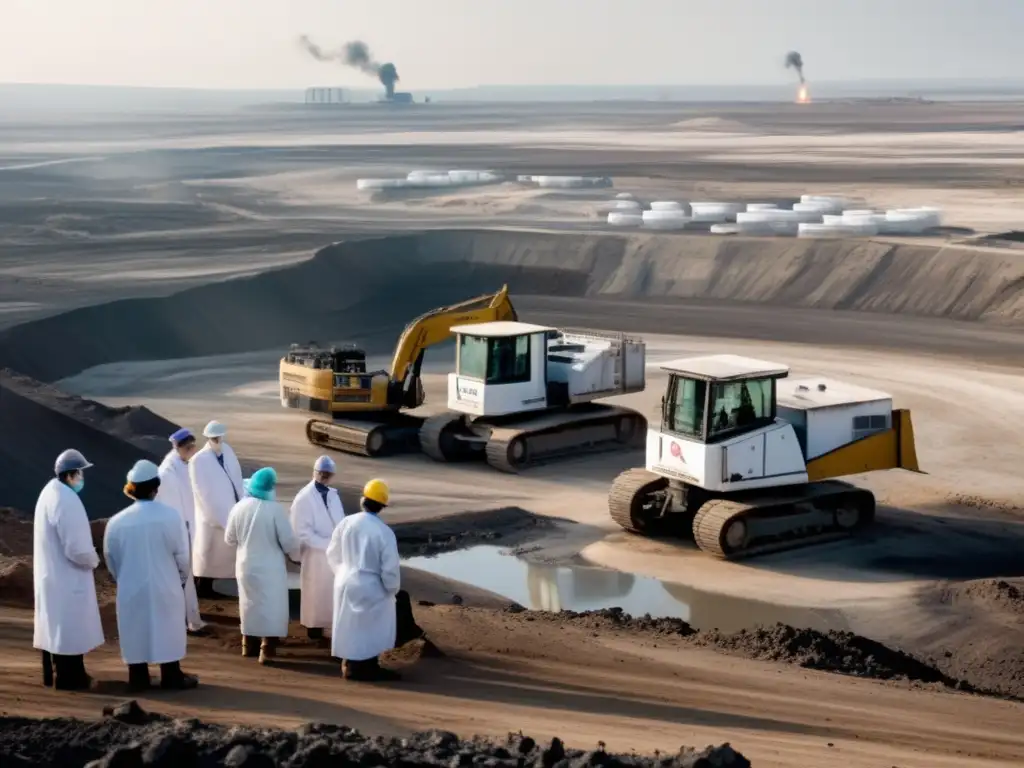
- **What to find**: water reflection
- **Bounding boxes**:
[403,545,848,632]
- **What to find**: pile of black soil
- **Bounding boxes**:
[0,701,752,768]
[0,369,180,517]
[506,605,698,638]
[394,507,555,557]
[695,623,976,691]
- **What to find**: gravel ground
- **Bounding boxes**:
[0,701,752,768]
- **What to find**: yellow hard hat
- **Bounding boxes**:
[362,478,390,506]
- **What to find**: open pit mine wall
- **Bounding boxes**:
[1,230,1023,384]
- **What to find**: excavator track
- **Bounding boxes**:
[305,416,425,458]
[691,481,876,561]
[608,468,670,534]
[483,406,647,473]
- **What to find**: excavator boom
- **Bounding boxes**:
[390,285,517,385]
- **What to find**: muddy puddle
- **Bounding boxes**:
[403,545,850,633]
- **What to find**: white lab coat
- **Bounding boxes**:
[225,497,300,638]
[103,500,190,665]
[189,443,243,579]
[327,510,400,661]
[156,450,202,629]
[32,479,105,655]
[290,481,345,630]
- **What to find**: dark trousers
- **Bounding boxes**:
[194,576,216,599]
[42,651,90,690]
[128,660,189,690]
[395,590,425,646]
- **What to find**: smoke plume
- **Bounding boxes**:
[298,35,400,98]
[785,51,805,84]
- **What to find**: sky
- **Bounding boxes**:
[2,0,1023,90]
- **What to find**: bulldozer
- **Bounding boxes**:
[280,286,517,457]
[608,353,921,560]
[419,320,648,472]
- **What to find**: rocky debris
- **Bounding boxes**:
[0,702,752,767]
[0,557,34,606]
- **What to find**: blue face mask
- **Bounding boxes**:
[70,478,84,494]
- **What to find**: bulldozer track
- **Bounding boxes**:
[418,412,467,462]
[691,482,876,561]
[608,468,668,533]
[484,407,647,473]
[305,417,424,458]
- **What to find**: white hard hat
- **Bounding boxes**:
[203,420,227,438]
[54,449,93,475]
[126,459,160,484]
[314,455,336,473]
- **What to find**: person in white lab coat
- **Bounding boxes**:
[327,478,408,682]
[290,455,345,644]
[189,420,243,597]
[156,427,206,634]
[103,459,199,692]
[33,449,104,691]
[224,466,300,665]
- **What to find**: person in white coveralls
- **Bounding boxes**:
[189,420,243,597]
[156,426,206,633]
[225,466,300,665]
[33,449,104,691]
[290,454,345,644]
[103,459,199,692]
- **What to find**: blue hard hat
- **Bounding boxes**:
[54,449,93,475]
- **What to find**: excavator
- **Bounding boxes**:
[608,353,922,560]
[419,319,648,472]
[279,286,517,457]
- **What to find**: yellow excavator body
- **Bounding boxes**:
[279,285,517,456]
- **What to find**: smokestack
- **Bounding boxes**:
[785,51,805,84]
[299,35,400,100]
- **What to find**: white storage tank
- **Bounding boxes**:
[649,201,685,212]
[607,212,643,227]
[642,209,689,230]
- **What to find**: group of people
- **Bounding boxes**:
[33,419,422,693]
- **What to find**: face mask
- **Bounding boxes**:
[70,478,84,494]
[210,440,223,455]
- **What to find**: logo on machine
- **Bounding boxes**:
[458,384,479,399]
[669,441,686,462]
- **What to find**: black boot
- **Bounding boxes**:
[53,654,92,691]
[241,635,260,658]
[128,663,151,692]
[345,656,401,682]
[159,661,199,690]
[306,627,324,641]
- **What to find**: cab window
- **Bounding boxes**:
[707,378,773,437]
[458,335,488,380]
[665,376,706,438]
[486,334,531,384]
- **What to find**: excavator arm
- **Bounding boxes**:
[389,285,517,385]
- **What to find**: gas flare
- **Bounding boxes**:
[797,84,810,104]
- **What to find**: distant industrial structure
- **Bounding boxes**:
[382,91,414,104]
[304,87,347,105]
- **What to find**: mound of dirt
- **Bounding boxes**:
[0,557,33,607]
[4,230,1024,384]
[506,605,698,638]
[394,507,555,558]
[0,370,179,517]
[961,578,1024,613]
[0,509,33,557]
[695,623,971,689]
[0,702,752,768]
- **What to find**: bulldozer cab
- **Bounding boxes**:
[660,354,790,445]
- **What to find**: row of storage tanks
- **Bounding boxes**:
[355,171,613,191]
[605,195,943,236]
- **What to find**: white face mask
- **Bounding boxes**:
[209,439,223,455]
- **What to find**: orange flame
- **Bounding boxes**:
[797,84,810,104]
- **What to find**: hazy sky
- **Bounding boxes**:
[3,0,1022,90]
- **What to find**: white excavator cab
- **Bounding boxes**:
[446,321,554,417]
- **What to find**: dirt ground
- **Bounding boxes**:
[3,101,1024,766]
